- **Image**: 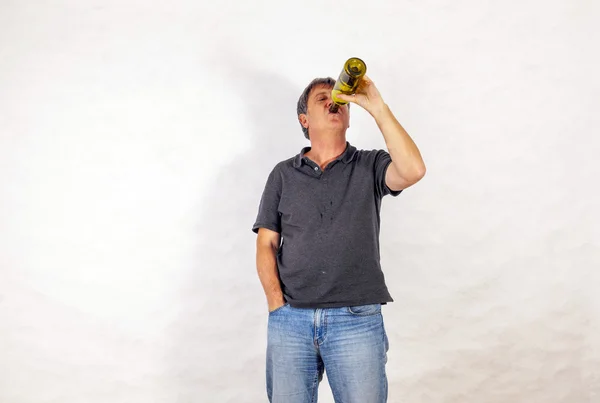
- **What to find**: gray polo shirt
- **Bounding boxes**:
[252,141,402,308]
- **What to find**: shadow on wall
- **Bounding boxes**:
[163,53,306,401]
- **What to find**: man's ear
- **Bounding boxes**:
[298,114,308,129]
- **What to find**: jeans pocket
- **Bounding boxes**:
[268,303,289,314]
[347,303,381,316]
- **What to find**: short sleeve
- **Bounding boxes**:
[252,166,282,234]
[374,150,403,198]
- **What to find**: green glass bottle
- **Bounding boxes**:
[329,57,367,113]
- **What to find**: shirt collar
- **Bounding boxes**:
[293,141,357,168]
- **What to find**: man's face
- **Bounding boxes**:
[301,84,350,136]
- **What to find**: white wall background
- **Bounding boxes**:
[1,1,599,402]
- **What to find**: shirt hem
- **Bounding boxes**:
[287,297,394,309]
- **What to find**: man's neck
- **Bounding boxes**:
[305,135,347,168]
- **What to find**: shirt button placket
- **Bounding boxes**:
[323,172,330,226]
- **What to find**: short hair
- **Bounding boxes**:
[296,77,336,139]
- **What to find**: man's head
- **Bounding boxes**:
[297,77,350,140]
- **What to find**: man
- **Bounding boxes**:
[252,74,426,402]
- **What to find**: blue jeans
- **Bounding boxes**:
[266,303,389,402]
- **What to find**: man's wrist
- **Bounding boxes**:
[267,293,285,306]
[369,102,389,121]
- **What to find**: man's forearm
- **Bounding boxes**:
[256,244,284,309]
[372,104,426,182]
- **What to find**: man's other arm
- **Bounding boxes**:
[256,227,286,312]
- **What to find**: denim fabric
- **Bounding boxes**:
[266,303,389,402]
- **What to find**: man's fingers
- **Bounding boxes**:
[336,93,355,103]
